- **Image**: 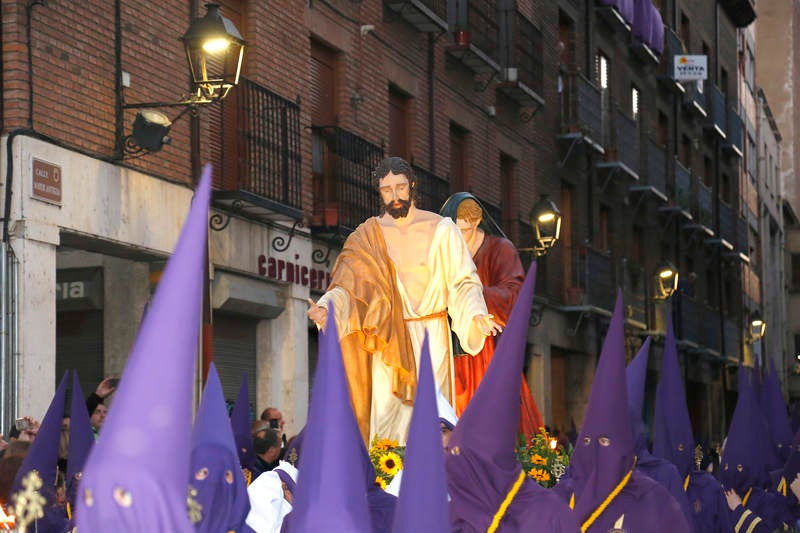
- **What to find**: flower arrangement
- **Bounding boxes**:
[368,436,406,489]
[516,428,571,488]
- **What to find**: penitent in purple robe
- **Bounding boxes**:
[445,264,580,533]
[553,291,690,533]
[626,336,694,529]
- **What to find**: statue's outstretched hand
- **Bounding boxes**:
[307,298,328,329]
[474,314,503,336]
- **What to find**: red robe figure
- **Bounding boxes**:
[440,193,544,438]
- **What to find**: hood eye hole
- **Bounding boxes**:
[195,467,209,481]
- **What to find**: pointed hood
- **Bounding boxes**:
[392,335,449,533]
[720,365,770,493]
[761,359,794,465]
[753,358,763,406]
[780,429,800,491]
[66,370,95,507]
[190,363,250,532]
[445,262,537,530]
[285,303,371,532]
[230,374,255,471]
[10,371,69,522]
[75,165,212,532]
[652,316,695,476]
[626,337,652,454]
[569,290,637,523]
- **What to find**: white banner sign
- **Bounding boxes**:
[674,55,708,81]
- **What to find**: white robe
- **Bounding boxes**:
[318,217,487,443]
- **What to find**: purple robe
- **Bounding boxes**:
[450,476,579,533]
[637,451,694,528]
[685,471,733,533]
[554,472,691,532]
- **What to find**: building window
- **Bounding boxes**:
[744,45,755,92]
[657,111,669,146]
[500,153,517,237]
[680,13,690,50]
[631,85,640,120]
[680,135,692,169]
[791,254,800,291]
[449,123,469,191]
[599,205,610,251]
[388,86,411,160]
[596,52,609,90]
[310,40,339,217]
[558,11,575,67]
[703,155,713,188]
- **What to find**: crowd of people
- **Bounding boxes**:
[2,160,800,532]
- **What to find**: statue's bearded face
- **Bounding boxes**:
[379,172,412,219]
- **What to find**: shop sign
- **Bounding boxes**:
[674,55,707,81]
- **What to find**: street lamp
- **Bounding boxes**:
[749,312,766,343]
[653,262,679,300]
[525,195,562,257]
[119,3,246,157]
[182,3,246,103]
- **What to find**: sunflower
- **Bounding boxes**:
[378,451,403,476]
[375,476,387,489]
[528,468,551,483]
[530,454,547,466]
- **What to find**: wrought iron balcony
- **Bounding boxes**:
[558,72,604,154]
[706,83,727,139]
[446,1,501,74]
[210,78,303,225]
[658,27,685,93]
[718,201,736,248]
[621,258,646,325]
[696,180,713,229]
[496,10,544,108]
[598,105,640,181]
[413,165,450,212]
[384,0,447,32]
[719,0,756,28]
[700,305,721,353]
[674,159,692,212]
[724,108,744,157]
[645,138,667,197]
[683,81,707,117]
[567,245,616,312]
[722,317,740,362]
[310,126,384,234]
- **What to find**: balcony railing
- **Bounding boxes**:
[311,126,384,232]
[684,81,706,116]
[238,79,303,209]
[718,201,736,245]
[575,246,616,312]
[384,0,447,32]
[509,11,543,95]
[697,180,713,227]
[413,165,450,212]
[466,1,499,63]
[674,159,692,211]
[644,137,667,195]
[560,73,604,144]
[658,28,684,86]
[701,306,721,353]
[725,108,744,157]
[621,259,646,325]
[707,83,727,138]
[723,318,740,359]
[609,106,640,176]
[210,78,303,222]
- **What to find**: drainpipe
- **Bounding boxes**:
[428,33,436,172]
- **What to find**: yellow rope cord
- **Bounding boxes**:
[778,477,787,496]
[66,502,72,521]
[742,487,753,507]
[487,470,526,533]
[683,474,690,492]
[575,459,637,533]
